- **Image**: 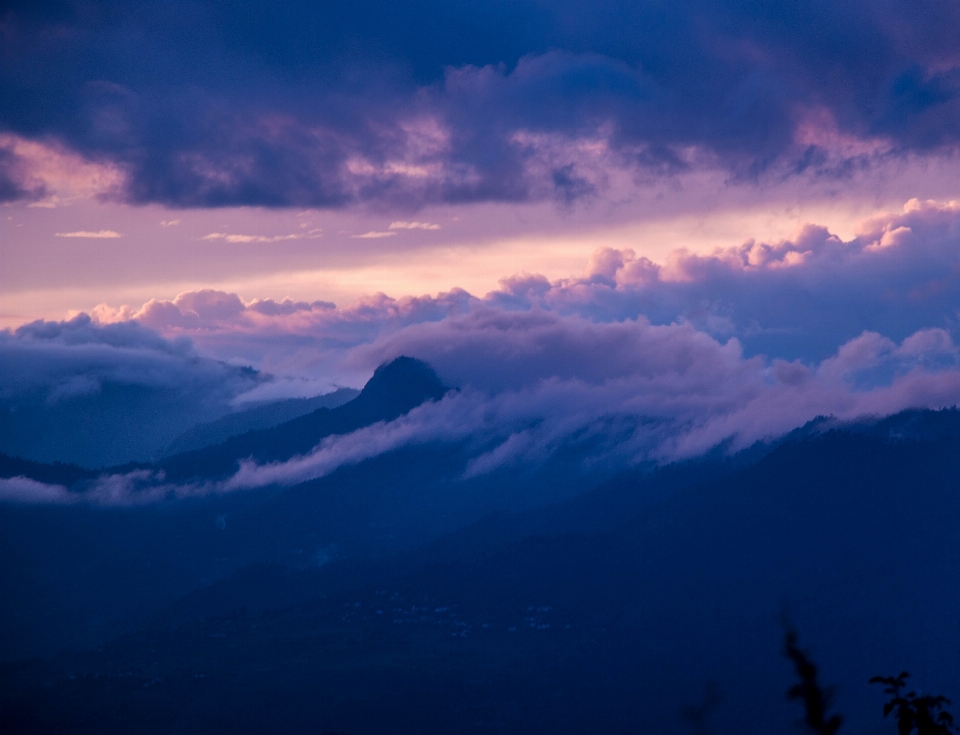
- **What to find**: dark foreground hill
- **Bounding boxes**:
[1,355,622,662]
[3,409,960,734]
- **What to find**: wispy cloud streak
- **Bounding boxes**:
[55,230,121,238]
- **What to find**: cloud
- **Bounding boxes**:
[0,313,261,406]
[0,470,189,507]
[0,133,126,206]
[2,1,960,207]
[88,199,960,370]
[351,231,397,239]
[160,219,181,226]
[0,476,72,504]
[10,318,960,506]
[202,231,320,243]
[11,198,960,494]
[55,230,121,238]
[0,313,270,466]
[389,221,441,230]
[90,287,476,389]
[97,289,337,334]
[178,322,960,482]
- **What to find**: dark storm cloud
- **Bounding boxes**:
[0,145,42,202]
[2,0,960,208]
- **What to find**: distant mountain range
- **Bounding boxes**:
[2,358,960,735]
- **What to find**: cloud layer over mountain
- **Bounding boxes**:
[0,314,267,466]
[8,199,960,502]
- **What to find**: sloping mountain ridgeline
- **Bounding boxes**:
[158,356,450,482]
[2,356,609,661]
[162,387,360,457]
[0,358,463,660]
[1,360,960,734]
[0,454,98,487]
[0,355,448,488]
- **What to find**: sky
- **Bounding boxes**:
[4,0,960,484]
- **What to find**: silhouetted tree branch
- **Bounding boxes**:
[870,672,956,735]
[783,624,843,735]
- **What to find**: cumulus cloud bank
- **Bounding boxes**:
[1,313,246,400]
[90,199,960,371]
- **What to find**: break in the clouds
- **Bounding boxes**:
[2,0,960,209]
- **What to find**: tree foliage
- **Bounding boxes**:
[870,672,956,735]
[783,626,844,735]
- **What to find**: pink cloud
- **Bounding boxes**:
[55,230,122,239]
[389,221,441,230]
[0,133,125,207]
[351,231,396,239]
[73,199,960,387]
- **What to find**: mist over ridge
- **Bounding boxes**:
[4,393,960,734]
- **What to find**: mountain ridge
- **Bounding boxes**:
[158,356,449,482]
[4,415,960,734]
[162,387,360,457]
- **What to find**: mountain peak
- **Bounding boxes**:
[148,357,448,482]
[359,357,448,405]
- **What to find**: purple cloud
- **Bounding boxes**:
[3,1,960,208]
